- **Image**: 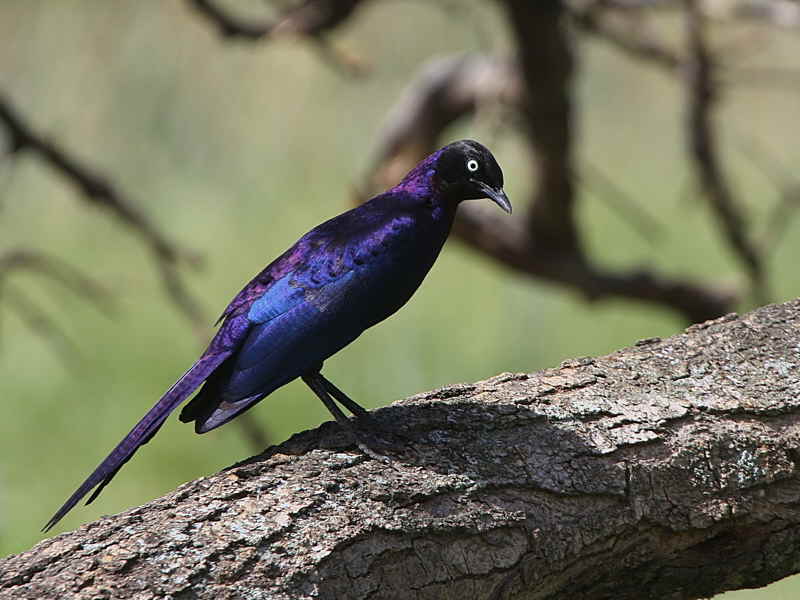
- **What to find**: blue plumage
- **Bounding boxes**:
[43,139,510,531]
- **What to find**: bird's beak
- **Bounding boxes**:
[476,181,512,214]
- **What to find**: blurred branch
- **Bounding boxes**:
[0,284,78,367]
[451,206,735,322]
[367,55,521,186]
[505,0,581,259]
[682,0,768,303]
[568,1,800,88]
[190,0,272,39]
[0,249,114,316]
[735,133,800,254]
[580,161,664,244]
[703,0,800,27]
[568,2,683,73]
[191,0,365,38]
[503,0,730,321]
[567,0,800,27]
[363,52,735,323]
[0,249,114,365]
[0,92,207,335]
[189,0,369,75]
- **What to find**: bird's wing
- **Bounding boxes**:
[42,236,328,531]
[180,246,367,432]
[214,192,411,325]
[183,276,358,433]
[42,350,232,532]
[181,207,415,433]
[213,234,321,326]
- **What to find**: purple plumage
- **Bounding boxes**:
[43,139,510,532]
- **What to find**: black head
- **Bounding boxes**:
[436,139,511,213]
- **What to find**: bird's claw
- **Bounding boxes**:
[351,423,417,464]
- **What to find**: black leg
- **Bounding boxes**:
[317,373,371,420]
[301,372,391,463]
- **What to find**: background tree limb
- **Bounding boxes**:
[3,298,800,599]
[0,93,206,337]
[186,0,800,324]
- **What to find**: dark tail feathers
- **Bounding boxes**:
[42,351,231,532]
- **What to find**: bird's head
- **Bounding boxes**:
[435,139,511,214]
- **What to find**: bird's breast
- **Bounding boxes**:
[338,215,450,327]
[263,212,451,336]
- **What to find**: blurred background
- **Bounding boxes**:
[0,1,798,597]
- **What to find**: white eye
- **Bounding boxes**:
[466,159,479,172]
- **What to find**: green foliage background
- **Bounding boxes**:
[0,2,798,597]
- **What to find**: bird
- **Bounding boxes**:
[43,139,510,532]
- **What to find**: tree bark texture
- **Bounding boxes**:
[3,299,800,599]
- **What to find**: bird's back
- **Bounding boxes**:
[183,190,456,431]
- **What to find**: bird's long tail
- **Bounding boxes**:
[42,351,232,532]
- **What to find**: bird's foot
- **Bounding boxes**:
[351,410,415,443]
[351,422,416,464]
[353,437,394,465]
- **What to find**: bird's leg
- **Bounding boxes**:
[301,372,392,464]
[316,373,371,420]
[317,373,407,439]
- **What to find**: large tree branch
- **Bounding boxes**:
[3,298,800,598]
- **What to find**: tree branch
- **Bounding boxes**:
[0,249,113,316]
[3,299,800,598]
[568,1,683,73]
[190,0,366,39]
[188,0,369,75]
[504,0,580,259]
[0,249,113,364]
[682,0,768,303]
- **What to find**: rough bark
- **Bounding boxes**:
[3,299,800,599]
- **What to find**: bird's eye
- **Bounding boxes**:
[466,159,479,173]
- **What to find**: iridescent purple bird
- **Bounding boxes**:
[44,139,510,531]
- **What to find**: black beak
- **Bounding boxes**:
[476,181,512,214]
